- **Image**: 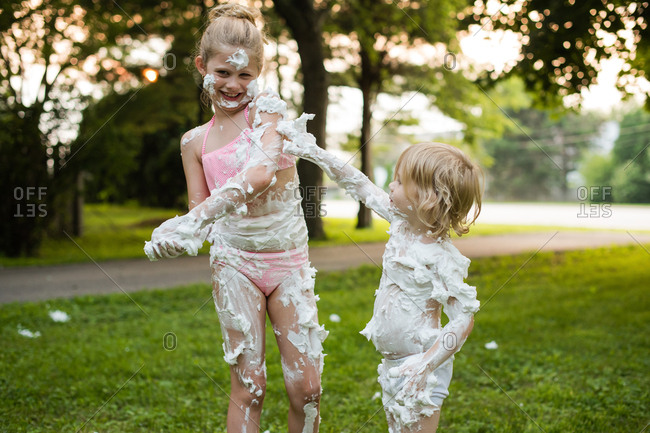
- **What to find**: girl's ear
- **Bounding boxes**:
[195,56,206,75]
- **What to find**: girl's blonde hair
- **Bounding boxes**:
[395,142,483,239]
[198,3,267,72]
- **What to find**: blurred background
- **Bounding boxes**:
[2,0,649,260]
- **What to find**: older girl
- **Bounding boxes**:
[145,5,326,432]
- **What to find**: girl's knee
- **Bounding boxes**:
[232,386,266,408]
[231,366,267,406]
[231,381,266,407]
[286,379,321,408]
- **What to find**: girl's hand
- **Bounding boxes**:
[282,136,317,159]
[278,113,318,158]
[149,239,186,260]
[392,354,438,406]
[144,215,204,261]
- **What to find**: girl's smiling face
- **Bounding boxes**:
[198,47,259,111]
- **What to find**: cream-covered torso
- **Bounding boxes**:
[208,174,308,252]
[361,218,480,359]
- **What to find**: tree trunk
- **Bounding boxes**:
[553,126,569,201]
[73,171,85,237]
[272,0,328,239]
[1,109,50,256]
[356,47,378,228]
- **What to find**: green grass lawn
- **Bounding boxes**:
[0,203,611,267]
[1,244,648,432]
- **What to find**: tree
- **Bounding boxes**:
[482,77,603,201]
[467,0,650,106]
[610,108,650,202]
[272,0,330,239]
[69,74,195,208]
[486,109,602,201]
[579,108,650,203]
[580,153,616,202]
[0,1,136,256]
[1,0,217,256]
[327,0,510,227]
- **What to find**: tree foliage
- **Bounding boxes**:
[610,108,650,202]
[580,108,650,203]
[1,0,215,255]
[484,78,603,201]
[467,0,650,106]
[272,0,331,239]
[327,0,506,226]
[1,0,137,255]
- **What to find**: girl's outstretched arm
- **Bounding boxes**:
[279,114,393,222]
[145,92,291,260]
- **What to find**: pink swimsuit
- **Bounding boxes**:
[202,106,294,191]
[201,106,305,297]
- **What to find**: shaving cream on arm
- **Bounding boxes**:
[145,91,298,260]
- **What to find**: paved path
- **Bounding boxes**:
[1,231,649,304]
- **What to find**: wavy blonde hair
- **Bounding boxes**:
[395,142,483,239]
[198,3,266,71]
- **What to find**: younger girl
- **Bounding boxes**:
[145,5,326,432]
[281,124,482,432]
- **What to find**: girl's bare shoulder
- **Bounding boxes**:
[180,122,211,155]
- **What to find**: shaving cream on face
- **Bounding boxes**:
[242,79,259,107]
[216,79,259,109]
[227,48,250,70]
[203,73,216,97]
[217,98,240,109]
[247,80,259,99]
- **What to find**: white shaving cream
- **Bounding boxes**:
[203,73,216,97]
[181,125,206,146]
[302,401,319,433]
[227,49,249,70]
[145,103,329,431]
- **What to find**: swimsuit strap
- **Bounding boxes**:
[202,106,250,156]
[201,116,216,155]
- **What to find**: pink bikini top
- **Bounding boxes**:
[202,106,295,191]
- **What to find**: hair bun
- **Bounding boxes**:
[208,3,261,27]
